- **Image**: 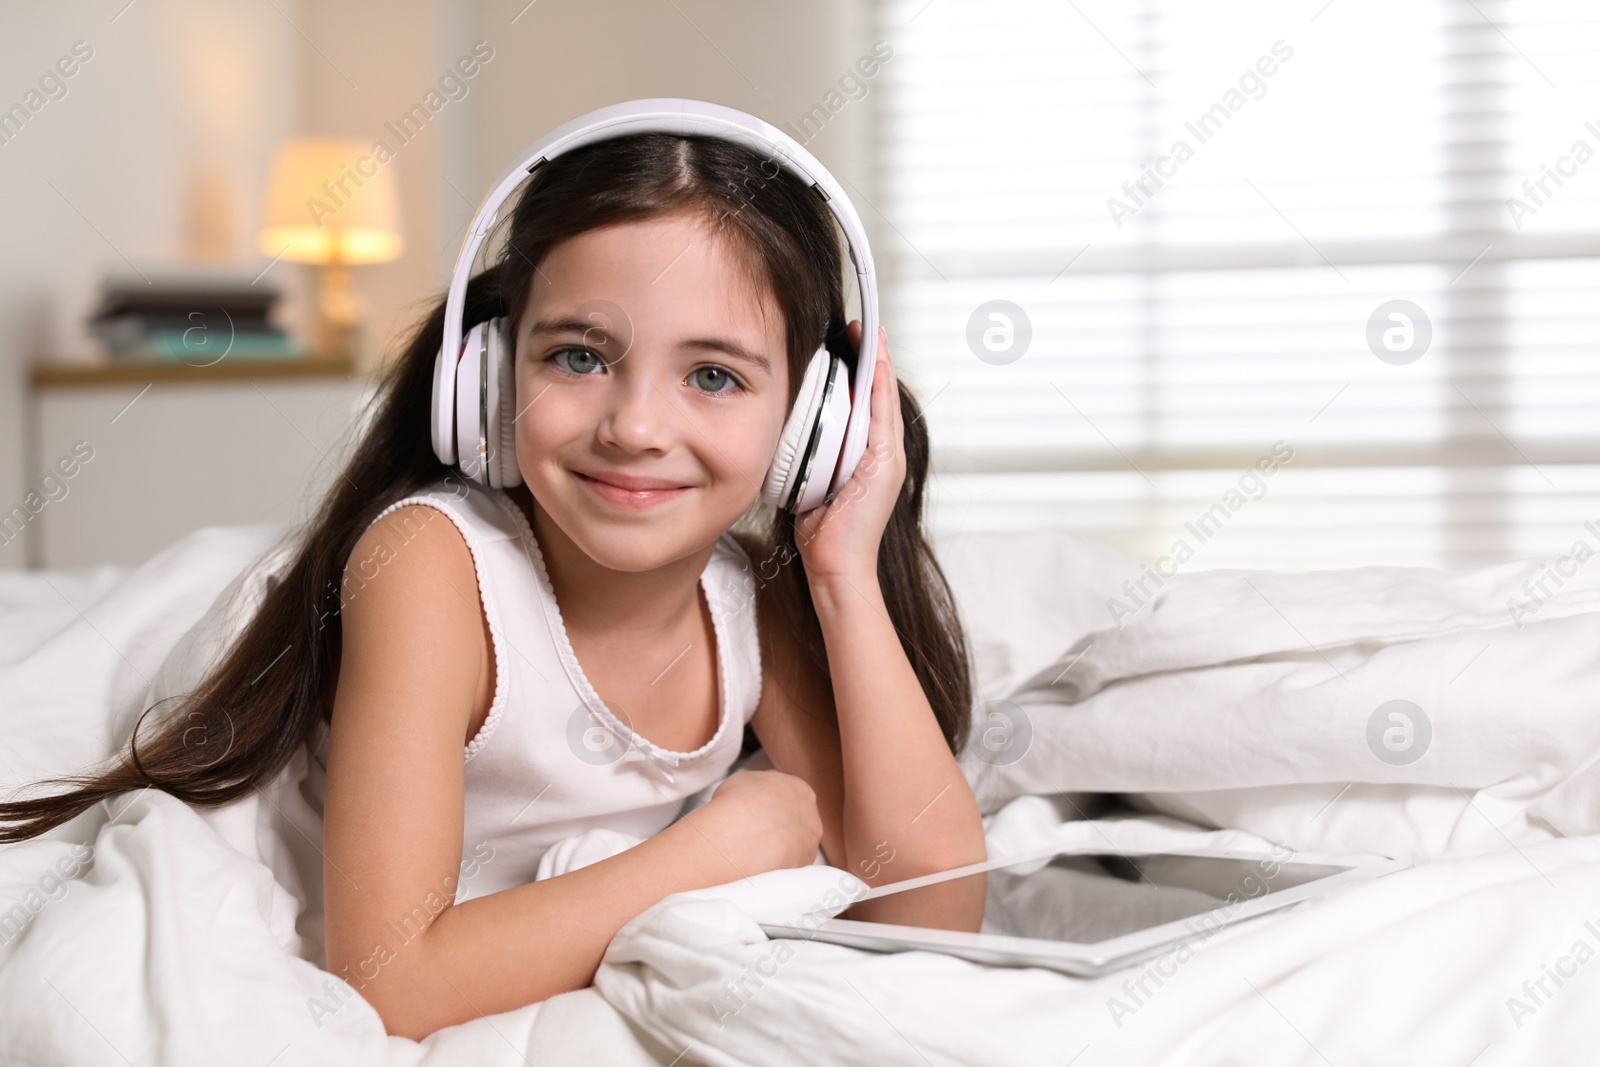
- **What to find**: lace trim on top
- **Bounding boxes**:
[370,494,510,763]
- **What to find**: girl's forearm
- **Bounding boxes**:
[350,812,745,1040]
[807,572,987,930]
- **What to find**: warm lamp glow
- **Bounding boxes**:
[259,138,403,265]
[259,137,404,361]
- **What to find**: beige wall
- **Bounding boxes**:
[0,2,299,569]
[460,0,865,201]
[0,0,879,568]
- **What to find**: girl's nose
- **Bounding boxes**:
[596,372,675,455]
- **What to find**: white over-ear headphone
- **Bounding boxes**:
[430,98,879,514]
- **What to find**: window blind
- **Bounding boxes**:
[870,0,1600,570]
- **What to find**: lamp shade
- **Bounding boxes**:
[259,138,403,265]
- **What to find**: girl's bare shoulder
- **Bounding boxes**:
[334,501,494,746]
[339,502,488,666]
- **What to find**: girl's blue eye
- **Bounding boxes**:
[546,348,741,395]
[550,347,604,375]
[691,365,742,395]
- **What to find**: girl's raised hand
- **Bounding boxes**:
[794,322,904,585]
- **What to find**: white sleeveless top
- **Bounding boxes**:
[311,479,762,904]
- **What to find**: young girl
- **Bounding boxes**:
[0,130,985,1039]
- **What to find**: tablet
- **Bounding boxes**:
[758,846,1408,977]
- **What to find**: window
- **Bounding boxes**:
[870,0,1600,570]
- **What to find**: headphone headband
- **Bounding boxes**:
[436,98,880,505]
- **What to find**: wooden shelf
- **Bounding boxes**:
[30,355,361,389]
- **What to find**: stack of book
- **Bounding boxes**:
[88,269,304,363]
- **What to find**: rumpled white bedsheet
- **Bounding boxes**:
[2,524,1599,1064]
[971,552,1600,860]
[0,528,670,1067]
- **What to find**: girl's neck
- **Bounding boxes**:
[509,486,712,639]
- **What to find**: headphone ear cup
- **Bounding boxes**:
[762,347,831,510]
[432,329,462,466]
[791,357,851,514]
[455,322,488,484]
[488,318,522,488]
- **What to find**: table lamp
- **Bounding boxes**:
[259,137,403,361]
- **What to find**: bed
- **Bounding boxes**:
[2,521,1597,1065]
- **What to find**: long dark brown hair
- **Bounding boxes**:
[0,132,973,844]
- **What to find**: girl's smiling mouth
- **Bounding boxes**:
[573,468,696,509]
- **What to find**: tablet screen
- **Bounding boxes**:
[853,850,1355,946]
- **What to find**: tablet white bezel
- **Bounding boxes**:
[757,848,1409,977]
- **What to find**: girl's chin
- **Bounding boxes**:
[563,512,746,574]
[568,532,697,573]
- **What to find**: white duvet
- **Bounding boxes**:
[2,524,1599,1065]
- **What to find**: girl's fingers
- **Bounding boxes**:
[845,320,900,454]
[878,329,901,450]
[875,358,892,439]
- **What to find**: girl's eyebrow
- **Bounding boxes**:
[527,316,612,339]
[527,316,772,375]
[681,337,772,375]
